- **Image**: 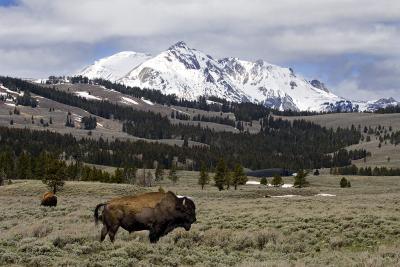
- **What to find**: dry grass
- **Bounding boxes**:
[1,174,400,266]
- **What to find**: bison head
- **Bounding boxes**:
[177,196,196,231]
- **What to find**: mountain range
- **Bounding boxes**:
[78,41,398,112]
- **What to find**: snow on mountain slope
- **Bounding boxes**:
[119,42,249,103]
[79,51,152,82]
[77,42,398,112]
[219,57,342,111]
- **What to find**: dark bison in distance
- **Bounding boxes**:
[94,191,196,243]
[41,192,57,207]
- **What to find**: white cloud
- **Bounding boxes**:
[0,0,399,100]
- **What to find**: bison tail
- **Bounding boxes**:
[94,203,106,225]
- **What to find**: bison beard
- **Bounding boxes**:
[94,191,196,243]
[41,192,57,207]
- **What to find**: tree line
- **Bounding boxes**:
[331,165,400,176]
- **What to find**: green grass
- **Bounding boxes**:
[1,173,400,266]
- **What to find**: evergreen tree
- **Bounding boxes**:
[271,174,284,187]
[113,168,124,183]
[16,152,31,179]
[42,159,65,194]
[294,170,309,188]
[260,177,268,186]
[198,163,210,189]
[168,164,178,184]
[123,165,136,184]
[340,177,348,188]
[0,168,5,186]
[232,164,247,190]
[214,158,227,191]
[225,171,232,190]
[155,163,164,181]
[183,136,189,147]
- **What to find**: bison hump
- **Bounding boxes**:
[107,191,175,214]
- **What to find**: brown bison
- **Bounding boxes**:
[41,192,57,207]
[94,191,196,243]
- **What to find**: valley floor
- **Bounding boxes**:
[1,173,400,266]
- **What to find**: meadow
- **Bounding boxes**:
[1,172,400,266]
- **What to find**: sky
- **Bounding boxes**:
[0,0,399,101]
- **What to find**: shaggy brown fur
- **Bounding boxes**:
[94,191,196,243]
[41,192,57,207]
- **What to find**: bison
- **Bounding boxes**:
[94,191,196,243]
[41,192,57,207]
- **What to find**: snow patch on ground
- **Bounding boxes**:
[171,107,190,115]
[75,91,102,100]
[246,181,261,185]
[271,195,298,198]
[206,100,223,106]
[316,193,336,197]
[141,97,154,105]
[245,181,293,188]
[99,85,117,92]
[97,123,103,128]
[1,86,23,96]
[5,103,16,107]
[72,114,82,123]
[121,96,139,105]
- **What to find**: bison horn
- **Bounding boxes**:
[183,198,186,206]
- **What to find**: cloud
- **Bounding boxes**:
[0,0,399,100]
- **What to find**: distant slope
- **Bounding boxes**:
[277,113,400,131]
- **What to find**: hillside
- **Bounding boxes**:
[278,113,400,168]
[0,76,365,172]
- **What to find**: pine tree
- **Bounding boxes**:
[198,163,209,190]
[155,163,164,181]
[16,152,31,179]
[214,158,227,191]
[42,159,65,194]
[340,177,348,188]
[113,168,124,183]
[168,164,178,184]
[294,170,309,188]
[183,136,189,147]
[122,165,136,184]
[225,171,232,190]
[260,177,268,186]
[232,164,247,190]
[0,168,5,186]
[271,174,284,187]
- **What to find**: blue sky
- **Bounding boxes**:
[0,0,17,7]
[0,0,399,101]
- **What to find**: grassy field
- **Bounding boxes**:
[1,172,400,266]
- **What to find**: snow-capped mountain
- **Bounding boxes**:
[77,42,398,112]
[79,51,152,82]
[120,42,250,103]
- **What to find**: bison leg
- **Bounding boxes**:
[100,225,108,242]
[149,228,162,243]
[108,225,120,243]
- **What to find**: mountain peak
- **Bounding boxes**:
[168,41,190,50]
[79,42,396,112]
